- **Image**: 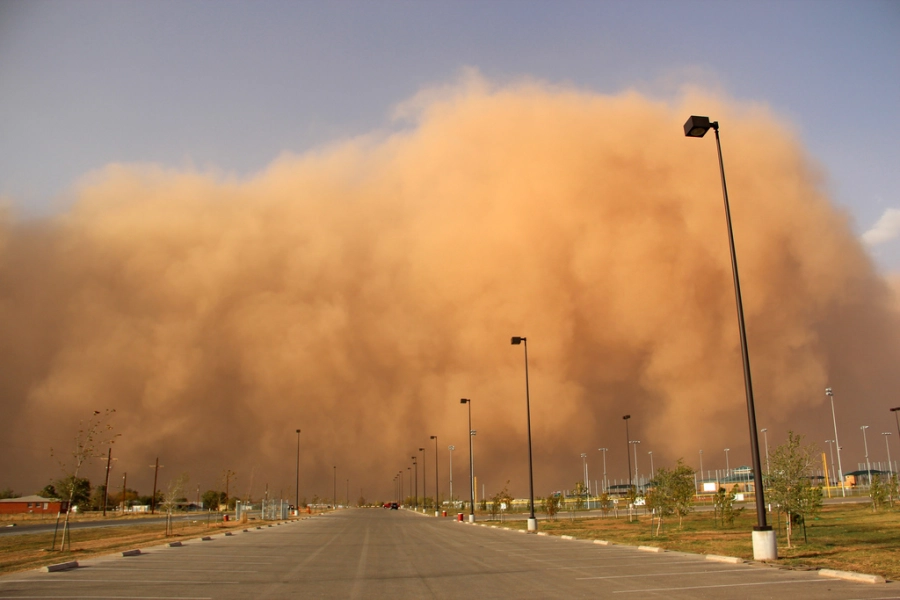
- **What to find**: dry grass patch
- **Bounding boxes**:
[496,504,900,580]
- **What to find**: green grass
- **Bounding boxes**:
[492,504,900,580]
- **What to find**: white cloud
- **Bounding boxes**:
[862,207,900,246]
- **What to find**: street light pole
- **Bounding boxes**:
[598,448,608,493]
[684,115,774,560]
[419,447,426,514]
[826,388,846,497]
[461,399,475,522]
[448,445,455,506]
[630,440,641,484]
[648,451,654,477]
[295,429,301,513]
[699,449,704,483]
[511,336,537,532]
[333,466,336,510]
[891,408,900,445]
[883,433,893,477]
[623,415,633,492]
[724,448,730,475]
[761,428,770,477]
[431,436,439,516]
[825,440,837,487]
[861,426,872,487]
[411,457,418,510]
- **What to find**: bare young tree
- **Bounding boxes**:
[51,409,119,551]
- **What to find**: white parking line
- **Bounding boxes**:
[0,580,239,585]
[577,567,750,580]
[613,579,834,593]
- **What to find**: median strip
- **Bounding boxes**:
[42,561,78,572]
[818,569,885,584]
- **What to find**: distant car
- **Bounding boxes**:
[390,502,399,510]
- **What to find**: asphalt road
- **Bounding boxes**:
[0,508,895,599]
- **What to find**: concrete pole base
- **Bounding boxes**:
[434,511,439,517]
[752,529,777,560]
[527,518,538,532]
[468,514,475,523]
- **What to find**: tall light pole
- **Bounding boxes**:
[332,466,336,510]
[883,433,893,476]
[630,440,641,484]
[448,445,455,506]
[430,436,439,516]
[623,415,633,492]
[760,428,770,477]
[699,449,704,482]
[295,429,301,512]
[648,451,654,478]
[684,115,774,560]
[580,453,588,489]
[825,440,837,487]
[826,388,846,497]
[598,448,608,493]
[460,399,475,522]
[411,457,418,509]
[511,336,537,532]
[724,448,731,475]
[419,447,426,513]
[891,407,900,444]
[861,426,872,487]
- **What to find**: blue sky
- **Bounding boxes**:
[1,0,898,269]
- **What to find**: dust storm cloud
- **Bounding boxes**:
[1,79,898,501]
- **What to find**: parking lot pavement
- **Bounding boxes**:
[0,510,896,599]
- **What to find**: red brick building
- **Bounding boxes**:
[0,495,68,515]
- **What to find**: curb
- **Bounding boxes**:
[168,541,183,547]
[638,546,664,553]
[561,535,576,540]
[42,561,78,572]
[121,549,141,557]
[593,540,611,545]
[819,569,885,584]
[707,555,743,564]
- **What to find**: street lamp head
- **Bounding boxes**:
[511,336,525,345]
[448,445,455,450]
[623,414,631,420]
[430,435,436,440]
[419,447,424,452]
[460,398,470,404]
[760,428,767,433]
[825,387,833,396]
[891,407,900,412]
[683,115,716,138]
[296,429,301,433]
[861,425,869,430]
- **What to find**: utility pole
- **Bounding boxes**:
[150,458,163,515]
[102,447,113,516]
[121,472,127,513]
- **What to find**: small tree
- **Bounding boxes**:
[870,474,888,512]
[671,460,697,528]
[598,492,613,517]
[0,488,18,499]
[50,409,119,551]
[766,431,822,548]
[202,490,225,511]
[541,494,561,520]
[713,486,740,527]
[645,468,675,536]
[573,482,587,511]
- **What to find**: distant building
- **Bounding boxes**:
[0,495,68,515]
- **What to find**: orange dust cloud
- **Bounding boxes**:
[1,78,897,501]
